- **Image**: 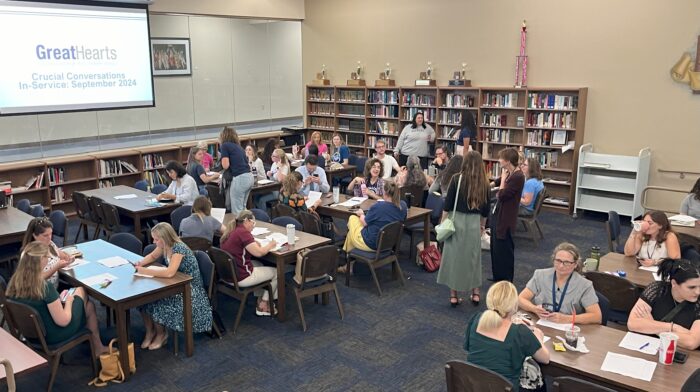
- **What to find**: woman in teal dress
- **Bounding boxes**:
[7,242,106,356]
[136,223,212,350]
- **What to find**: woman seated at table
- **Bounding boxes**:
[627,258,700,350]
[256,148,290,211]
[518,242,602,324]
[186,146,220,190]
[279,172,321,213]
[680,177,700,219]
[22,217,74,288]
[348,158,385,200]
[428,155,463,196]
[624,210,681,267]
[395,155,429,188]
[304,131,328,158]
[136,223,212,350]
[519,158,544,216]
[220,210,278,316]
[179,196,225,242]
[323,133,350,165]
[245,144,267,182]
[157,160,199,206]
[464,281,549,390]
[7,242,107,356]
[343,180,407,253]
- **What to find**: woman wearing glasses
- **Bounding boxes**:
[624,210,681,267]
[518,242,602,324]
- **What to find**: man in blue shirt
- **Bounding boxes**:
[295,154,330,196]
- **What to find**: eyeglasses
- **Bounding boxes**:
[554,258,577,267]
[245,218,256,226]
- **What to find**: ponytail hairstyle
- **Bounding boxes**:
[274,148,289,167]
[384,180,401,208]
[221,209,255,243]
[477,281,519,332]
[191,196,212,221]
[281,171,303,197]
[657,258,700,284]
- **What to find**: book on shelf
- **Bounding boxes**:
[368,90,398,104]
[442,126,460,139]
[482,113,508,127]
[401,93,436,106]
[484,129,512,143]
[143,154,164,170]
[370,120,398,135]
[367,135,396,149]
[440,110,463,125]
[543,177,570,185]
[524,148,560,168]
[443,93,475,108]
[309,103,334,115]
[308,88,334,101]
[99,179,115,188]
[337,104,365,117]
[51,186,66,203]
[527,93,578,110]
[544,196,569,206]
[527,112,575,129]
[48,167,65,185]
[483,92,519,108]
[369,105,398,118]
[402,107,436,122]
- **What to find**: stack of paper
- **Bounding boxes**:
[669,214,697,227]
[211,208,226,224]
[81,273,118,287]
[251,227,270,236]
[97,256,131,268]
[338,196,367,207]
[618,332,660,355]
[536,319,573,331]
[305,191,322,209]
[600,352,656,381]
[114,194,138,200]
[257,179,274,185]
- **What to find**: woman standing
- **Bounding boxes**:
[156,161,200,206]
[256,148,289,210]
[136,223,212,350]
[348,158,385,200]
[455,111,477,155]
[429,155,463,196]
[187,146,220,189]
[490,147,525,282]
[437,151,490,306]
[219,127,253,215]
[624,210,681,266]
[245,144,267,182]
[395,111,435,169]
[22,217,73,288]
[324,133,350,165]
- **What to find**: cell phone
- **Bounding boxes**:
[60,288,76,303]
[313,174,319,178]
[129,260,138,271]
[674,351,688,364]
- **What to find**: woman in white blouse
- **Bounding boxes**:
[245,144,267,182]
[624,210,681,267]
[157,161,199,205]
[255,148,289,210]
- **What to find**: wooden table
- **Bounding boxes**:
[537,318,700,391]
[315,194,433,247]
[247,180,281,209]
[674,221,700,251]
[0,328,47,379]
[221,217,330,321]
[59,240,193,380]
[598,252,655,289]
[0,206,34,246]
[78,185,181,241]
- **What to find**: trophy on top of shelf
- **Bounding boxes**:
[375,62,395,86]
[348,60,366,86]
[449,62,472,86]
[313,64,330,86]
[514,20,528,88]
[415,61,436,86]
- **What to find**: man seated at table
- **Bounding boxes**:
[628,258,700,350]
[295,154,330,196]
[431,144,450,171]
[518,242,602,325]
[374,139,400,180]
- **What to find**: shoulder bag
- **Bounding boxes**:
[435,174,462,242]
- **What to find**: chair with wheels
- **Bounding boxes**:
[346,221,404,296]
[445,359,513,392]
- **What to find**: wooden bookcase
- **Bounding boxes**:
[44,155,98,215]
[436,87,479,155]
[306,85,336,147]
[335,86,367,155]
[366,86,400,155]
[0,160,50,211]
[91,149,142,189]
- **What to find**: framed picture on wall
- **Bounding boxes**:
[151,38,191,76]
[551,130,568,145]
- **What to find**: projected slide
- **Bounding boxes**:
[0,1,154,115]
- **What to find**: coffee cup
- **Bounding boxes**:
[633,220,650,233]
[583,258,599,272]
[565,325,580,348]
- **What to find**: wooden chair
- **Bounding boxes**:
[208,247,275,334]
[552,376,617,392]
[181,236,212,252]
[400,184,425,207]
[585,271,639,323]
[346,221,404,296]
[445,359,513,392]
[0,358,16,392]
[5,299,98,392]
[516,187,547,246]
[289,245,344,331]
[72,192,95,244]
[605,211,624,253]
[205,184,226,209]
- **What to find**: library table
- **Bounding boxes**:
[537,317,700,391]
[597,252,654,289]
[247,180,281,209]
[315,194,433,247]
[60,240,193,380]
[0,206,34,246]
[0,327,47,379]
[221,217,330,322]
[78,185,181,241]
[289,162,357,187]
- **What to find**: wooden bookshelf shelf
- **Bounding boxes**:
[527,108,578,112]
[49,178,95,187]
[480,126,524,130]
[525,126,576,131]
[480,106,527,110]
[12,187,48,194]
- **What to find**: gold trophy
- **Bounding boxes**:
[415,61,436,86]
[375,62,395,86]
[348,60,366,86]
[313,64,330,85]
[449,62,472,86]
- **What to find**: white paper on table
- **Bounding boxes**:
[653,273,662,281]
[257,239,283,252]
[81,273,118,287]
[211,208,226,224]
[338,196,367,207]
[639,265,658,273]
[266,232,289,245]
[257,179,274,185]
[536,319,573,331]
[600,352,656,382]
[251,227,270,236]
[543,336,551,343]
[669,214,697,223]
[305,191,323,209]
[97,256,131,268]
[134,265,167,278]
[134,273,154,278]
[61,259,90,270]
[618,332,660,355]
[113,194,138,200]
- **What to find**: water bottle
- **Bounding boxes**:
[591,246,600,263]
[333,186,340,203]
[360,183,368,197]
[286,224,296,246]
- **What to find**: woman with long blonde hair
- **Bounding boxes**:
[437,150,490,306]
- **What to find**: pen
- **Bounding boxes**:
[639,342,650,350]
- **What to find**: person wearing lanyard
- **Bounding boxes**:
[518,242,602,324]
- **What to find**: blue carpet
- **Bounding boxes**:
[7,210,627,391]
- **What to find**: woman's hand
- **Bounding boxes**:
[532,304,551,319]
[266,240,277,251]
[638,258,657,267]
[353,176,365,184]
[355,209,364,217]
[546,312,570,323]
[58,258,73,269]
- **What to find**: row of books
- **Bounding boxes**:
[309,103,334,115]
[99,179,115,188]
[337,90,364,102]
[143,154,165,170]
[337,104,365,117]
[369,105,399,118]
[99,159,138,177]
[441,126,460,139]
[524,149,560,168]
[482,113,509,127]
[482,92,520,108]
[440,110,463,125]
[345,134,365,146]
[367,135,396,149]
[527,93,578,110]
[402,107,436,122]
[11,172,46,193]
[369,120,399,135]
[337,119,365,133]
[308,88,334,101]
[309,117,334,130]
[484,129,514,143]
[401,93,436,106]
[442,93,476,108]
[144,170,167,188]
[368,90,398,104]
[47,167,65,185]
[485,161,503,178]
[527,130,568,146]
[527,112,575,129]
[51,186,66,203]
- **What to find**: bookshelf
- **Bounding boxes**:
[335,86,367,155]
[91,149,142,189]
[138,145,181,188]
[367,86,401,155]
[0,160,49,211]
[306,85,336,146]
[436,87,479,155]
[44,155,98,215]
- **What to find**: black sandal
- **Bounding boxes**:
[471,292,481,306]
[450,296,463,308]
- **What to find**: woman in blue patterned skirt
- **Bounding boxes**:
[136,222,212,350]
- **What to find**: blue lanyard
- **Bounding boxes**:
[551,273,573,313]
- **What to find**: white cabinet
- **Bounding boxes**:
[574,144,651,218]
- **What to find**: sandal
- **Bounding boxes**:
[471,292,481,306]
[450,296,463,308]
